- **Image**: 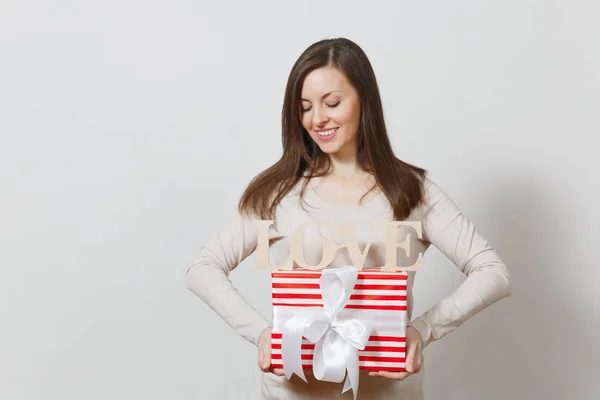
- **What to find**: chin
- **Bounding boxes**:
[316,144,340,154]
[322,148,344,156]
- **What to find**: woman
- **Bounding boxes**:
[186,38,512,399]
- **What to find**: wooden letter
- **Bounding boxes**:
[341,220,389,271]
[382,221,423,272]
[255,220,293,270]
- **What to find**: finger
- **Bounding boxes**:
[257,344,264,370]
[262,342,272,370]
[270,367,286,376]
[376,370,412,380]
[405,345,415,373]
[405,337,420,373]
[412,347,422,372]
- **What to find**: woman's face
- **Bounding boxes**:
[300,66,361,156]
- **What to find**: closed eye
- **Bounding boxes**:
[300,101,341,113]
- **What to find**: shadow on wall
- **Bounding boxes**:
[422,175,595,400]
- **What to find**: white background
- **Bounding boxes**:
[1,1,599,399]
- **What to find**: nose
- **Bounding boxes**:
[312,106,329,127]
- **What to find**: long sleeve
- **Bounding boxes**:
[408,178,512,348]
[185,210,270,346]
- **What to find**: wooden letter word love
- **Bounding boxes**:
[255,219,423,271]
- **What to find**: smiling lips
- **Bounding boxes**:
[316,127,339,141]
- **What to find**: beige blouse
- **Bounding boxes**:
[186,176,512,399]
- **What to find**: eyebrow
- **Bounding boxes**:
[301,90,342,102]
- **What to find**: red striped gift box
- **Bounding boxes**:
[270,268,408,372]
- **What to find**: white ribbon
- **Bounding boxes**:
[280,266,372,400]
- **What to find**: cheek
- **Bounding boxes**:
[336,104,360,126]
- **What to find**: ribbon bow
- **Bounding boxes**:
[280,266,372,400]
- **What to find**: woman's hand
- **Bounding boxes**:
[257,327,286,376]
[368,326,423,380]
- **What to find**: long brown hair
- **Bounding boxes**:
[239,38,427,221]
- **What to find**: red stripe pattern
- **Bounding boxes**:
[271,268,408,372]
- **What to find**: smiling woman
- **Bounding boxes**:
[236,38,429,221]
[186,37,512,400]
